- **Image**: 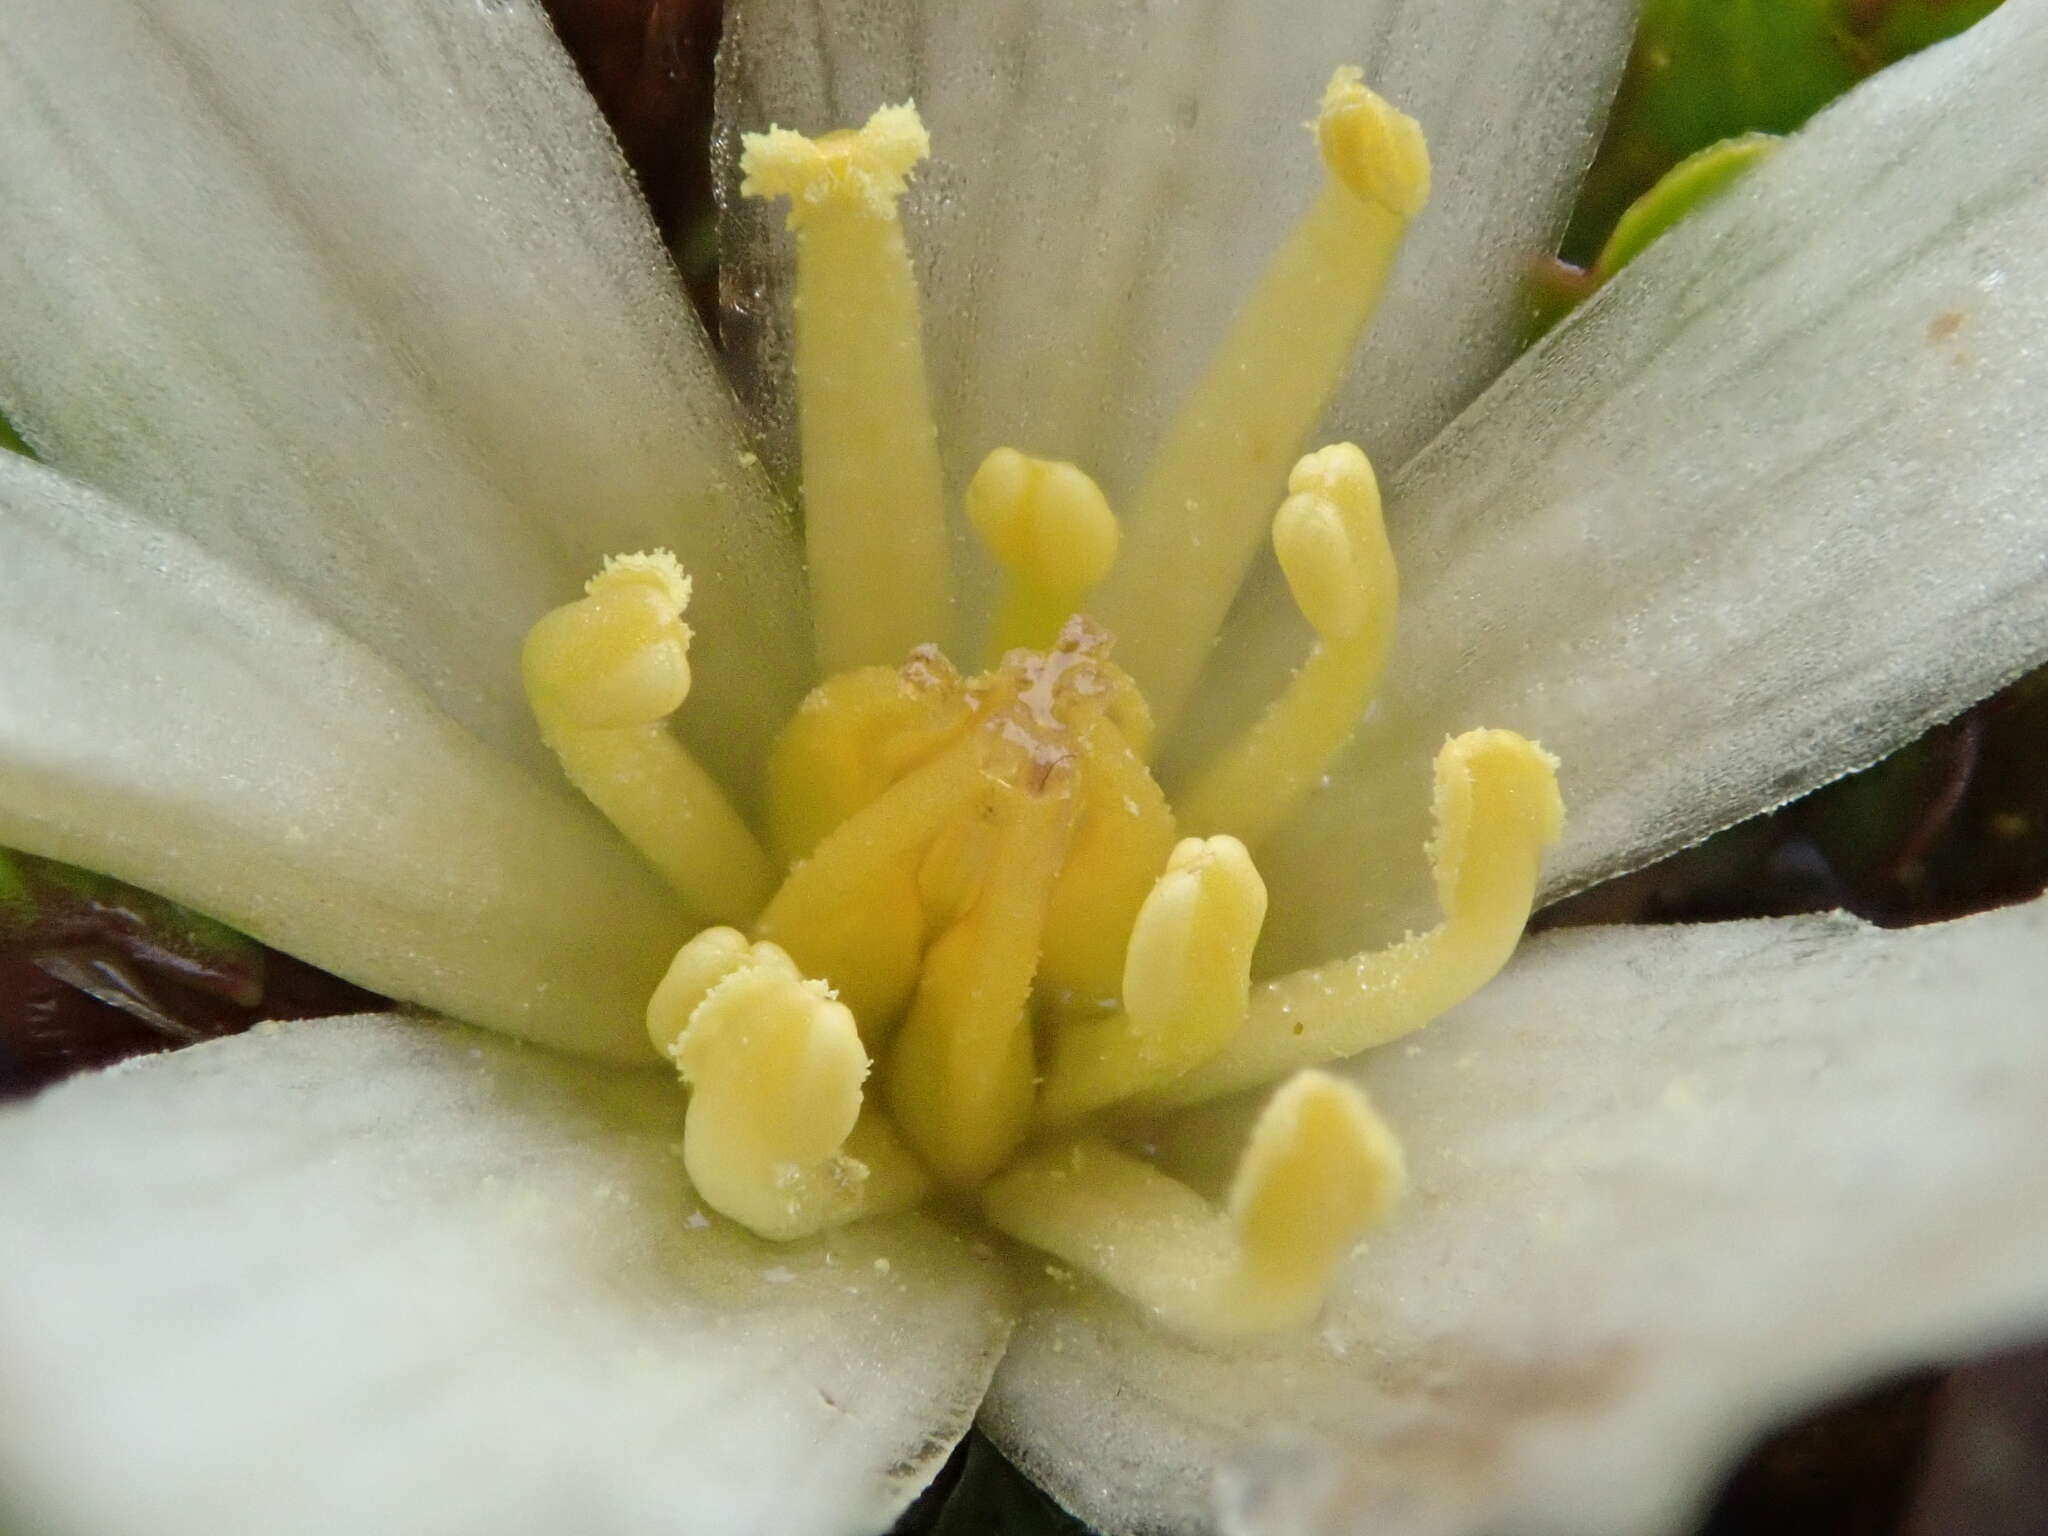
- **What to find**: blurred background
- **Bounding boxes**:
[3,2,2042,1531]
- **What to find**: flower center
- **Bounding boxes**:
[521,72,1563,1336]
[755,618,1183,1192]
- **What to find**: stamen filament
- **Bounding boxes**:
[1175,443,1397,846]
[886,752,1080,1188]
[522,554,775,924]
[983,1070,1403,1335]
[1094,70,1428,733]
[1037,834,1267,1122]
[656,932,929,1240]
[742,106,955,671]
[1141,729,1562,1108]
[967,447,1120,661]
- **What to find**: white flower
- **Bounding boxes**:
[2,1,2048,1534]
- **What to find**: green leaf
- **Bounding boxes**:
[1565,0,2006,264]
[1526,131,1779,342]
[1592,131,1780,278]
[1855,0,2006,58]
[0,850,31,912]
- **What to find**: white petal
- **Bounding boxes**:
[984,898,2048,1536]
[0,0,807,779]
[1244,0,2048,967]
[0,455,686,1061]
[0,1016,1013,1536]
[717,0,1634,549]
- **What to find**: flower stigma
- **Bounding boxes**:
[521,70,1562,1338]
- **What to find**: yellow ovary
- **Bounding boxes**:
[523,72,1562,1338]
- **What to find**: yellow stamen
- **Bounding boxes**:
[1037,834,1267,1122]
[523,69,1568,1342]
[967,447,1121,660]
[521,553,775,924]
[983,1070,1403,1335]
[653,930,929,1240]
[1095,70,1429,733]
[887,747,1079,1189]
[742,105,955,670]
[1144,729,1563,1109]
[1175,443,1397,846]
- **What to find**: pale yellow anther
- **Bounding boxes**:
[1147,730,1563,1109]
[1175,443,1397,848]
[740,104,931,221]
[968,447,1121,659]
[1122,837,1267,1031]
[742,103,954,672]
[590,549,692,607]
[671,946,854,1163]
[665,933,928,1239]
[527,553,695,731]
[1272,442,1383,640]
[1273,495,1364,638]
[524,556,776,925]
[1037,835,1267,1122]
[983,1070,1402,1336]
[1221,1069,1406,1328]
[1094,69,1427,734]
[646,925,756,1057]
[1316,67,1430,217]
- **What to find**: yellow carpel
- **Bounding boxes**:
[1034,644,1177,1002]
[763,649,969,865]
[1175,442,1397,846]
[1095,70,1428,734]
[886,749,1080,1189]
[742,105,955,671]
[521,553,775,925]
[754,740,985,1043]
